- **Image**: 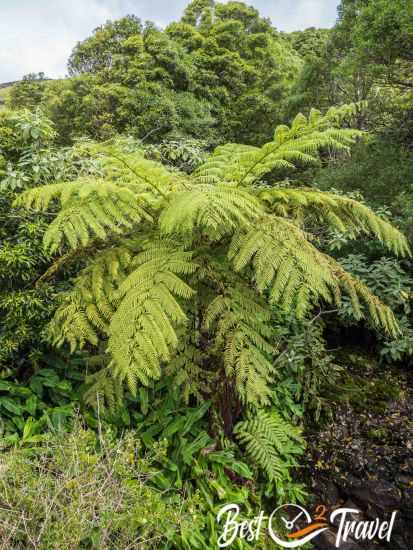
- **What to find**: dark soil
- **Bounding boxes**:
[305,365,413,550]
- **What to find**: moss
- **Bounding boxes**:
[327,349,405,413]
[367,427,388,441]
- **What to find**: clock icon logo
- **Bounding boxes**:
[268,504,328,548]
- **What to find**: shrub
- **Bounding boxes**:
[0,422,197,549]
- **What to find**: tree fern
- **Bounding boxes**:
[16,105,409,413]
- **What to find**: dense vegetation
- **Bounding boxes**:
[0,0,412,548]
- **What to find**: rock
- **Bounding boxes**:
[390,533,411,550]
[330,500,365,528]
[320,480,341,505]
[396,474,412,486]
[400,459,413,474]
[347,479,402,510]
[403,487,413,511]
[305,366,413,549]
[313,529,364,550]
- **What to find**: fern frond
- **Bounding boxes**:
[228,216,401,336]
[159,183,263,240]
[260,188,410,257]
[203,288,275,405]
[234,411,305,481]
[229,216,337,317]
[165,334,214,404]
[83,365,124,410]
[93,144,188,197]
[49,246,134,351]
[108,241,197,394]
[16,179,153,252]
[50,291,101,352]
[194,143,257,185]
[195,105,363,187]
[328,257,401,336]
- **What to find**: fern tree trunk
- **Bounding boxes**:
[218,379,241,437]
[198,319,241,437]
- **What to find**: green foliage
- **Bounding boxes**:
[234,410,305,482]
[16,108,408,418]
[312,139,413,207]
[339,254,412,316]
[0,84,13,109]
[3,4,413,544]
[20,178,152,253]
[10,2,302,145]
[67,15,144,75]
[173,1,303,143]
[271,315,343,421]
[109,243,196,393]
[145,139,207,172]
[129,388,258,548]
[337,254,413,363]
[0,110,57,368]
[0,109,97,396]
[289,0,413,143]
[0,356,82,448]
[288,27,330,59]
[0,422,199,549]
[309,134,413,366]
[7,73,48,110]
[346,0,413,72]
[97,381,306,547]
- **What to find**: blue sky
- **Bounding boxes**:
[0,1,339,82]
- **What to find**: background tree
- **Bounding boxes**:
[8,2,301,146]
[8,73,48,111]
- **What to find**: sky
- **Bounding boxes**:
[0,0,339,82]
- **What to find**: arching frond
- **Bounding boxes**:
[159,183,263,240]
[260,188,410,257]
[49,246,134,351]
[228,216,337,316]
[108,241,198,395]
[194,143,257,185]
[195,104,363,187]
[235,411,305,482]
[15,179,153,252]
[228,216,401,336]
[93,144,189,197]
[328,257,400,336]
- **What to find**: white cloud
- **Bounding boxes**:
[256,0,338,32]
[0,0,338,82]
